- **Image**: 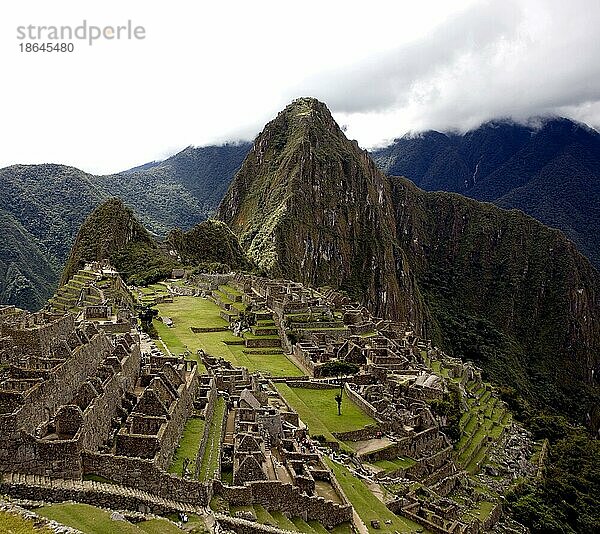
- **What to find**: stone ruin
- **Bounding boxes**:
[0,268,530,534]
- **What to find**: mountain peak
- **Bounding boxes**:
[257,98,344,154]
[281,96,332,118]
[60,197,176,286]
[217,98,408,319]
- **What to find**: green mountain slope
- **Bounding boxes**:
[0,209,57,309]
[61,198,177,286]
[0,144,248,309]
[218,97,419,322]
[218,97,600,425]
[371,119,600,268]
[98,143,252,234]
[0,164,109,268]
[0,164,109,309]
[166,219,251,272]
[392,178,600,418]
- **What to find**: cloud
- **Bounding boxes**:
[294,0,522,114]
[1,0,599,172]
[303,0,600,146]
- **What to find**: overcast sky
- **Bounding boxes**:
[2,0,600,174]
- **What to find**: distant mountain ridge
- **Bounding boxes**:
[371,117,600,268]
[3,113,600,314]
[0,143,249,309]
[98,142,252,234]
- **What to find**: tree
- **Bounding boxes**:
[138,306,159,338]
[321,360,360,378]
[335,392,343,416]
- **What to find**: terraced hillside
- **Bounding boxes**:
[48,269,100,313]
[422,351,514,475]
[152,286,303,377]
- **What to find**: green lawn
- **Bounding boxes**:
[371,457,416,471]
[155,296,302,377]
[275,384,375,444]
[153,319,186,355]
[37,503,185,534]
[169,416,205,476]
[219,284,243,296]
[140,284,168,296]
[198,397,226,481]
[0,510,53,533]
[325,459,424,533]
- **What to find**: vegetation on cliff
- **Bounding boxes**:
[391,177,600,422]
[218,97,409,320]
[0,210,57,310]
[61,198,178,286]
[0,164,108,309]
[372,118,600,269]
[0,144,249,310]
[506,410,600,533]
[166,219,251,273]
[218,98,600,431]
[99,142,251,234]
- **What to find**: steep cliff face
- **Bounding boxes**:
[218,98,423,321]
[218,98,600,423]
[372,118,600,269]
[391,178,600,417]
[61,198,177,286]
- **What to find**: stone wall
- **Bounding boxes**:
[82,452,209,505]
[78,342,141,453]
[361,427,442,464]
[282,381,338,390]
[0,336,141,479]
[4,331,113,435]
[244,338,281,349]
[0,314,75,357]
[95,322,132,334]
[154,365,199,469]
[343,383,380,421]
[0,476,197,515]
[216,513,296,534]
[213,480,352,528]
[195,379,217,479]
[332,424,384,442]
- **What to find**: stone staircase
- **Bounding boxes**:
[0,472,207,516]
[48,270,101,313]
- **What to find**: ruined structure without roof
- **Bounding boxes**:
[0,265,534,534]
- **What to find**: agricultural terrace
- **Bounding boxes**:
[154,296,303,377]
